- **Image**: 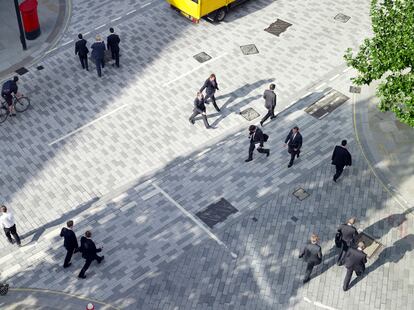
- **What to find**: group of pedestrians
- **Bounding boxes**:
[299,218,367,291]
[75,28,121,77]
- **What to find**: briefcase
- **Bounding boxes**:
[263,133,269,142]
[334,231,342,248]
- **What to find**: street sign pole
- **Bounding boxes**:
[13,0,27,50]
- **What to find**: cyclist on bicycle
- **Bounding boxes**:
[1,76,20,116]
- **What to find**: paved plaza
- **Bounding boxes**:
[0,0,413,309]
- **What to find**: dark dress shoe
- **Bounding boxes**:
[63,263,72,268]
[288,163,293,168]
[78,274,86,279]
[245,158,253,162]
[266,150,270,157]
[303,278,310,284]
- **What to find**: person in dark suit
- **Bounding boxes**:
[200,74,220,112]
[60,220,79,268]
[331,139,352,182]
[189,92,211,129]
[245,125,270,162]
[75,33,89,71]
[284,126,302,167]
[343,241,367,291]
[107,27,120,67]
[337,217,358,265]
[91,35,106,77]
[260,83,277,126]
[299,234,322,283]
[78,230,104,279]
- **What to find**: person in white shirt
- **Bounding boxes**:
[0,205,21,246]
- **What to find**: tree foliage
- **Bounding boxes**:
[344,0,414,126]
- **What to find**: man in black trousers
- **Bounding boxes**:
[78,230,104,279]
[189,91,211,129]
[75,33,89,71]
[60,220,79,268]
[245,125,270,162]
[331,139,352,182]
[284,126,302,168]
[107,27,121,67]
[260,83,277,126]
[299,234,322,283]
[343,241,367,291]
[91,35,106,77]
[337,217,358,265]
[200,74,220,112]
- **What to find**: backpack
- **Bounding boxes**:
[1,81,12,95]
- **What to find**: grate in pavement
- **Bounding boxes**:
[240,44,259,55]
[15,67,29,75]
[305,89,349,119]
[349,86,361,93]
[193,52,212,63]
[357,232,383,259]
[196,198,238,228]
[334,13,351,23]
[264,19,292,36]
[293,188,310,201]
[240,107,260,121]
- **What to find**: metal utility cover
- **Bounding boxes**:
[349,86,361,93]
[196,198,238,228]
[193,52,212,63]
[293,188,310,201]
[37,65,44,70]
[240,44,259,55]
[240,107,260,121]
[334,13,351,23]
[264,19,292,36]
[305,89,349,119]
[15,67,29,75]
[357,232,383,258]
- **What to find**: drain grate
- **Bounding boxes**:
[349,86,361,93]
[264,19,292,36]
[240,44,259,55]
[15,67,29,75]
[305,89,349,119]
[193,52,212,63]
[37,65,44,70]
[293,188,310,201]
[357,232,383,258]
[334,13,351,23]
[196,198,238,228]
[240,107,260,121]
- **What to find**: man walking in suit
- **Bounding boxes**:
[75,33,89,71]
[91,35,106,77]
[60,220,79,268]
[299,234,322,283]
[337,217,358,265]
[78,230,104,279]
[245,125,270,162]
[331,140,352,182]
[107,27,120,67]
[260,83,277,126]
[189,91,211,129]
[0,205,21,246]
[284,126,302,168]
[200,74,220,112]
[343,241,367,291]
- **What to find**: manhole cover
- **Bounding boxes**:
[193,52,212,63]
[240,44,259,55]
[196,198,238,228]
[334,13,351,23]
[240,107,260,121]
[264,19,292,36]
[292,188,310,201]
[357,232,383,258]
[15,67,29,75]
[349,86,361,93]
[305,89,349,119]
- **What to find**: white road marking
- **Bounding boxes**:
[153,183,238,259]
[343,67,351,73]
[84,31,91,35]
[111,16,122,22]
[141,2,152,8]
[303,297,338,310]
[126,9,137,15]
[329,74,340,81]
[319,112,329,119]
[45,47,58,54]
[61,40,74,47]
[301,91,312,99]
[315,82,327,90]
[94,24,106,30]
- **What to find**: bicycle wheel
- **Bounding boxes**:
[14,96,30,112]
[0,106,8,123]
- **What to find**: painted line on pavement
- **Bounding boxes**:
[141,2,152,8]
[94,24,106,30]
[315,82,327,90]
[61,40,73,47]
[343,67,351,73]
[303,297,338,310]
[152,183,238,259]
[329,74,340,81]
[84,31,91,35]
[111,17,122,22]
[126,9,137,15]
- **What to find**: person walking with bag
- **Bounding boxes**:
[245,125,270,162]
[299,234,322,283]
[260,83,277,126]
[200,74,221,112]
[337,217,358,266]
[91,35,106,77]
[78,230,104,279]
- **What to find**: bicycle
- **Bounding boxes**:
[0,94,31,123]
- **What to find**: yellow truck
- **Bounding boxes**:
[167,0,250,23]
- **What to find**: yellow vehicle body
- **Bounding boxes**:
[167,0,237,21]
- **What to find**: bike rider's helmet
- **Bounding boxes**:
[13,76,19,82]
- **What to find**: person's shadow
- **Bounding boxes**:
[310,245,340,280]
[348,234,414,289]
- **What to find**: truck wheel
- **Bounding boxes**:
[214,8,227,22]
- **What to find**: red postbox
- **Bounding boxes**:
[19,0,41,40]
